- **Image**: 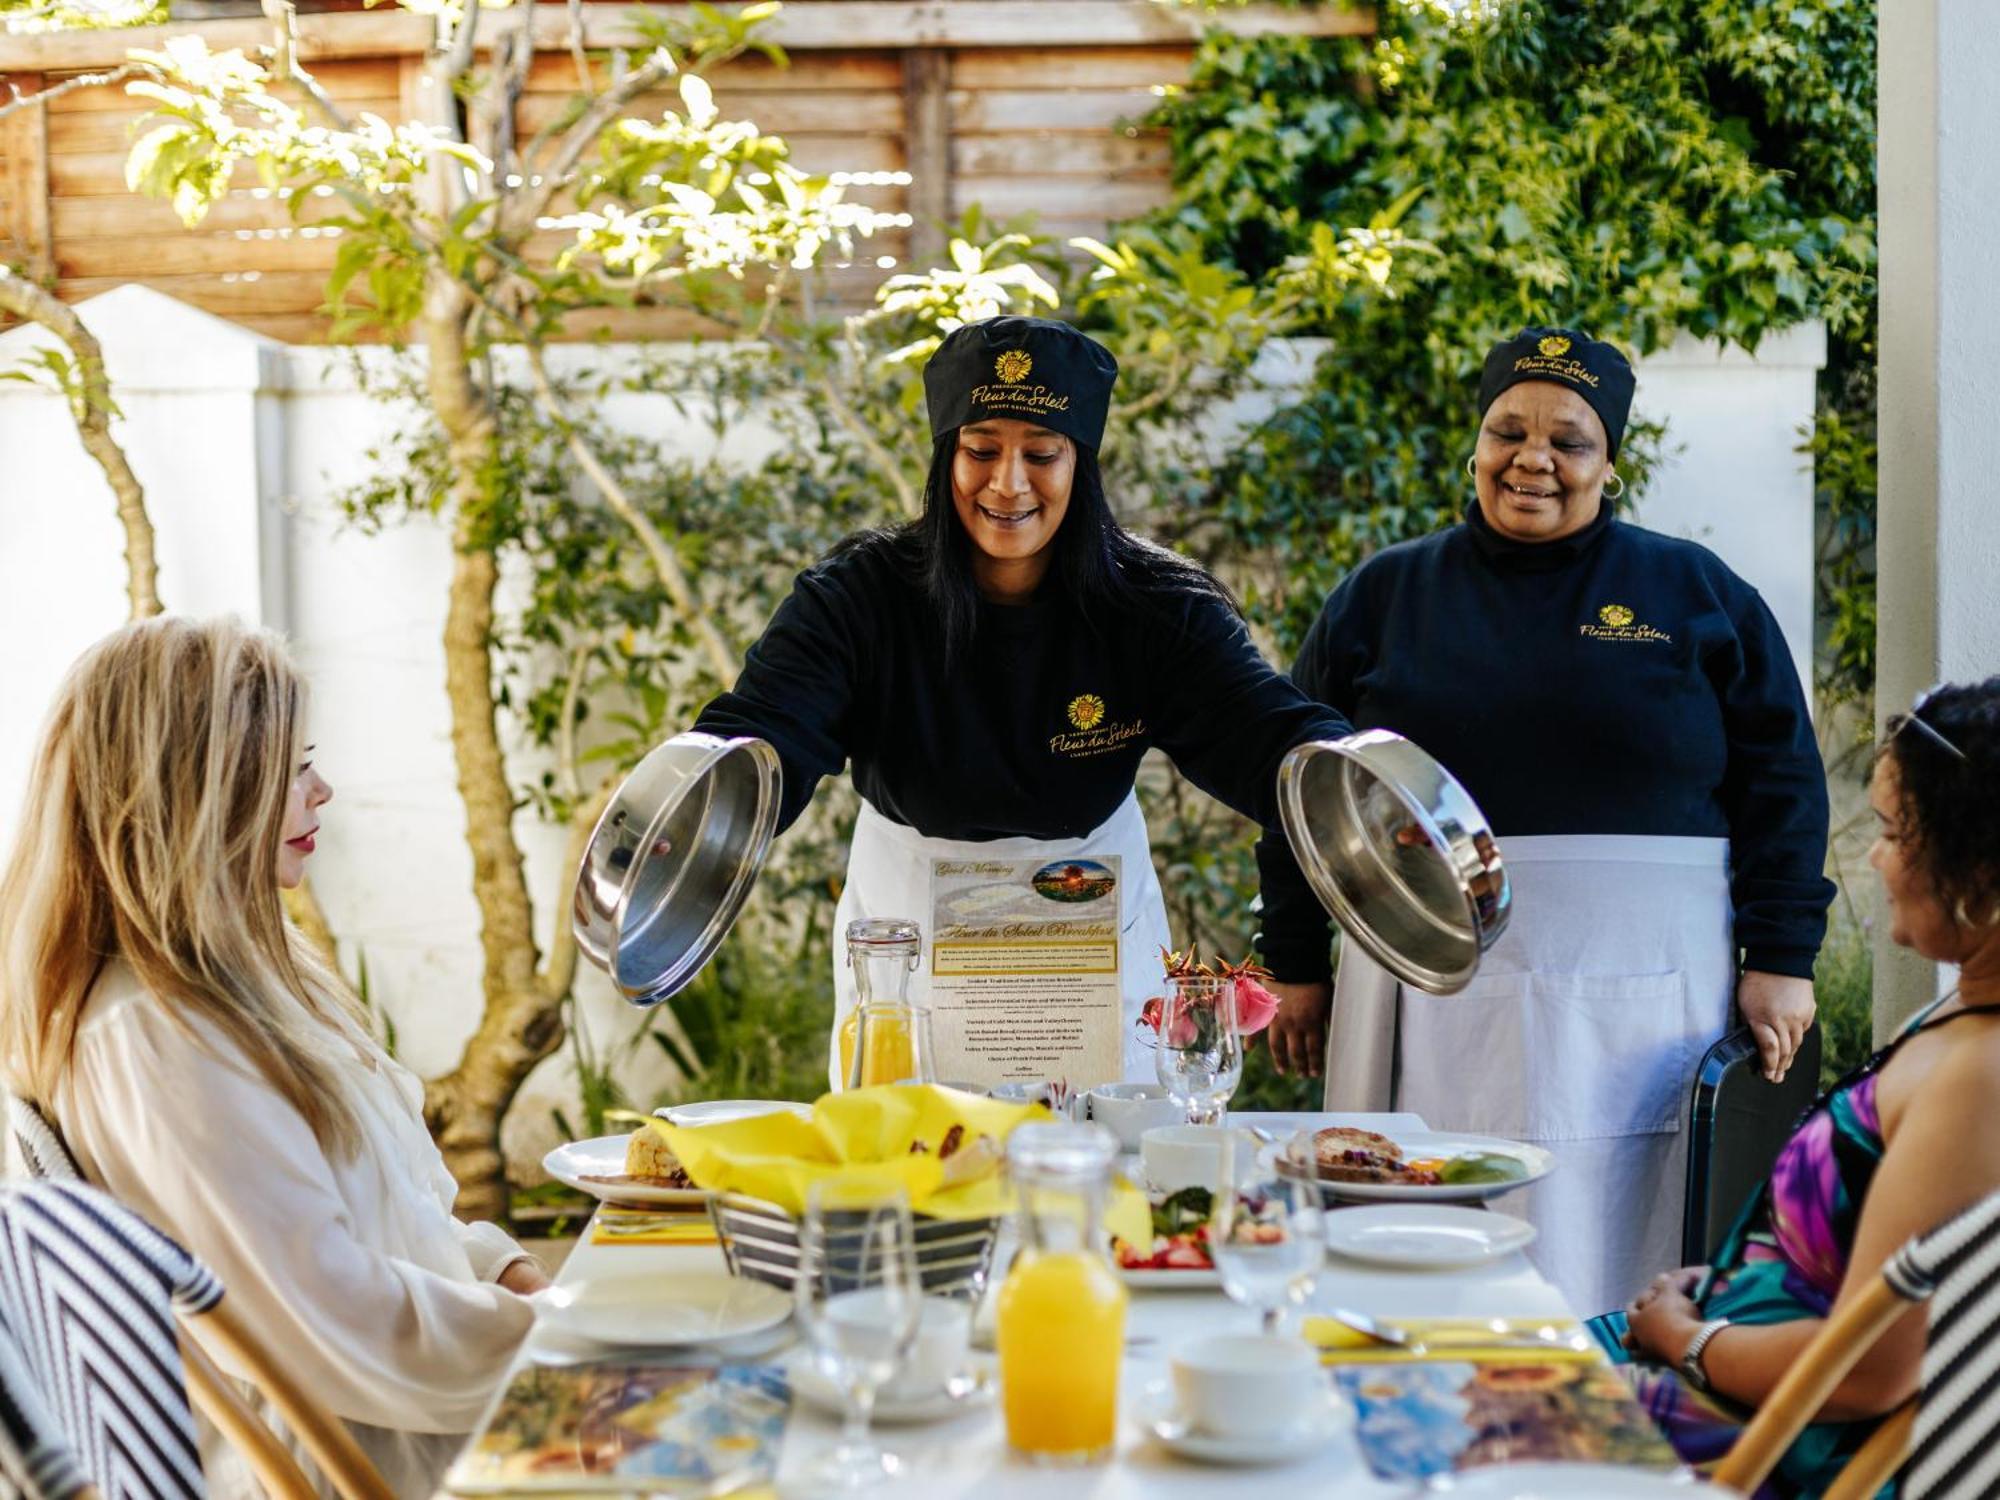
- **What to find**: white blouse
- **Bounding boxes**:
[53,959,536,1498]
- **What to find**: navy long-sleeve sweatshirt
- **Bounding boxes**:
[1255,504,1834,984]
[694,536,1352,842]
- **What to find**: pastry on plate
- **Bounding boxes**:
[1310,1126,1441,1187]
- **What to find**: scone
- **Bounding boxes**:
[624,1128,694,1188]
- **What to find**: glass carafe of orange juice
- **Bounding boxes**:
[836,918,935,1090]
[997,1122,1126,1464]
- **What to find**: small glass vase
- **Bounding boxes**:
[1154,975,1243,1126]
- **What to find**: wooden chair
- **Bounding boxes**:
[1712,1188,2000,1498]
[0,1179,394,1500]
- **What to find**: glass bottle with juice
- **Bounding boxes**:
[835,918,936,1089]
[997,1123,1127,1463]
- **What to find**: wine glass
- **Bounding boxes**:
[794,1178,922,1489]
[1211,1130,1324,1335]
[1154,975,1243,1125]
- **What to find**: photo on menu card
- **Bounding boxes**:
[1334,1360,1680,1483]
[444,1364,790,1494]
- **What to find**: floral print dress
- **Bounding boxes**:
[1587,1001,1977,1498]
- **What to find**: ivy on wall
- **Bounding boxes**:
[1139,0,1877,682]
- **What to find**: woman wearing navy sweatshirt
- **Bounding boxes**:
[1255,328,1833,1315]
[697,316,1349,1088]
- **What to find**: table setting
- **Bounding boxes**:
[475,1083,1730,1500]
[462,729,1737,1496]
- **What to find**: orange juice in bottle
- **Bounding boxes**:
[997,1123,1127,1463]
[835,918,933,1090]
[837,1007,918,1087]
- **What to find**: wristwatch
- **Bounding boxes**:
[1679,1317,1731,1394]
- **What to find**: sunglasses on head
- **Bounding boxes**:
[1897,684,1970,764]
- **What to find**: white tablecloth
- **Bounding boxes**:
[527,1112,1579,1498]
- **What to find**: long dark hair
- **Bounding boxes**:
[834,433,1238,661]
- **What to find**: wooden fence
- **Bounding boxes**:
[0,1,1370,342]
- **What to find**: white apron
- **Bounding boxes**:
[1322,834,1735,1318]
[830,793,1172,1089]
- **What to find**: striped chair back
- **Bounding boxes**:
[0,1181,222,1500]
[1896,1189,2000,1498]
[6,1100,81,1184]
[0,1315,90,1500]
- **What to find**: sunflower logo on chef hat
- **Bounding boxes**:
[995,349,1033,384]
[1599,603,1635,628]
[1538,334,1572,358]
[1067,694,1107,730]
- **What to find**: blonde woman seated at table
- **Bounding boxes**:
[0,617,542,1499]
[1595,677,2000,1497]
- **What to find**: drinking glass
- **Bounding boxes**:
[1211,1130,1324,1334]
[1153,975,1243,1125]
[793,1178,922,1489]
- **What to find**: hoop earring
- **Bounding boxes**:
[1603,470,1626,500]
[1464,455,1477,479]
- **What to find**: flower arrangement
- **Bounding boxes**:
[1135,943,1280,1044]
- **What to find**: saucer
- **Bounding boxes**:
[1133,1377,1352,1466]
[790,1355,997,1425]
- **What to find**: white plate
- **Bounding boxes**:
[1299,1132,1555,1203]
[1324,1204,1536,1269]
[542,1133,708,1207]
[1132,1378,1351,1466]
[655,1099,811,1127]
[1119,1265,1222,1290]
[539,1270,793,1347]
[789,1356,997,1425]
[1425,1462,1729,1497]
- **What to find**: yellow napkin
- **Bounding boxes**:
[649,1085,1046,1219]
[589,1208,719,1247]
[1306,1315,1602,1365]
[650,1085,1149,1244]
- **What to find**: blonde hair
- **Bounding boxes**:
[0,615,364,1156]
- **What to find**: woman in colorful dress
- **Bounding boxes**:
[1594,678,2000,1496]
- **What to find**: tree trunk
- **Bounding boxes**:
[413,268,613,1223]
[411,271,537,1219]
[0,269,161,619]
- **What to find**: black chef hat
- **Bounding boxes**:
[1478,327,1635,458]
[923,316,1118,451]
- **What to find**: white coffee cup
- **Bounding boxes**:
[882,1295,973,1400]
[1087,1083,1184,1151]
[1170,1333,1319,1438]
[1140,1124,1257,1194]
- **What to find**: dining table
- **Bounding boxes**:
[516,1110,1588,1499]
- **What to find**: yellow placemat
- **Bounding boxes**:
[1306,1315,1602,1365]
[590,1207,720,1247]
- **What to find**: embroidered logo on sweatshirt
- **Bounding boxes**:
[1051,694,1145,757]
[1581,602,1672,645]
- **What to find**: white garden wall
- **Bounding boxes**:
[0,287,1826,1175]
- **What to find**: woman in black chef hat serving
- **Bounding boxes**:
[696,316,1349,1086]
[1256,327,1833,1317]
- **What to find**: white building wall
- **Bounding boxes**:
[1875,0,2000,1036]
[0,288,1826,1173]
